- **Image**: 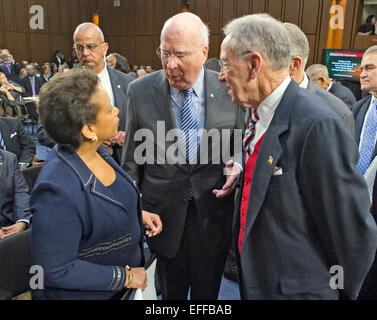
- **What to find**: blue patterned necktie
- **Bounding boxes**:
[180,88,199,164]
[357,100,377,174]
[0,131,6,150]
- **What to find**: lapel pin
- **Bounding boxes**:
[268,156,273,165]
[117,85,121,89]
[210,93,214,98]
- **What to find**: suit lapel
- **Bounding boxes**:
[242,81,297,246]
[355,96,372,144]
[108,66,122,108]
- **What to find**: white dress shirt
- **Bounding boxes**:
[97,65,115,107]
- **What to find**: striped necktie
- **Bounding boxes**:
[243,110,259,159]
[357,100,377,174]
[0,131,6,150]
[180,88,199,164]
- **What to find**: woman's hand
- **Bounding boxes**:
[125,267,147,291]
[142,210,162,237]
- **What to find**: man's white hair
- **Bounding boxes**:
[283,22,310,69]
[223,14,292,71]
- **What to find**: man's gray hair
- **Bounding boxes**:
[364,45,377,57]
[73,22,105,43]
[223,14,291,71]
[306,64,329,80]
[283,22,310,69]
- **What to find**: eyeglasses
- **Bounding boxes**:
[73,43,104,53]
[156,48,189,62]
[219,51,252,72]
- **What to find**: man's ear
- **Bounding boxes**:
[247,52,263,81]
[289,56,303,77]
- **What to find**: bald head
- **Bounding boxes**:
[73,22,105,43]
[306,64,332,90]
[161,13,209,48]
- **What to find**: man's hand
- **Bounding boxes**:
[0,222,26,240]
[212,160,241,198]
[142,210,162,237]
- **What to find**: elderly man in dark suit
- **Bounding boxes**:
[352,45,377,300]
[73,22,133,164]
[0,117,35,168]
[0,149,32,239]
[306,64,356,108]
[122,12,244,300]
[219,13,377,300]
[283,23,355,138]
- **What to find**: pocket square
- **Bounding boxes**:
[10,132,17,139]
[272,166,283,176]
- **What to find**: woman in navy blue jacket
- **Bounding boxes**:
[31,68,162,299]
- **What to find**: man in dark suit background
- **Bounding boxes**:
[0,49,21,85]
[0,149,31,239]
[352,45,377,299]
[306,64,356,108]
[283,23,355,138]
[122,12,244,300]
[20,65,44,97]
[73,22,133,164]
[219,13,377,300]
[0,117,35,168]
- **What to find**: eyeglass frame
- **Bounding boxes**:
[156,47,193,62]
[219,51,252,71]
[73,42,105,53]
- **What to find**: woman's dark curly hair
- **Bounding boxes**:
[38,68,99,151]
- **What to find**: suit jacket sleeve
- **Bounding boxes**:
[16,119,36,164]
[12,154,32,223]
[299,116,377,299]
[121,83,139,184]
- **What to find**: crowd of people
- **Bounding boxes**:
[1,11,377,302]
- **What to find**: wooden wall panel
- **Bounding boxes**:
[267,0,284,20]
[30,33,49,64]
[284,0,301,25]
[236,0,250,17]
[2,0,15,32]
[4,32,28,61]
[301,0,320,34]
[251,0,267,13]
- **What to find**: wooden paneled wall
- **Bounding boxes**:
[0,0,96,65]
[0,0,365,69]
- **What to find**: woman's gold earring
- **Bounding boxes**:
[91,136,98,143]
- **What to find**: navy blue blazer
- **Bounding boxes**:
[329,81,356,108]
[235,80,377,300]
[0,150,31,225]
[31,145,144,300]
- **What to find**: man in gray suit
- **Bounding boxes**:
[122,12,244,299]
[219,13,377,300]
[283,23,355,138]
[73,23,133,164]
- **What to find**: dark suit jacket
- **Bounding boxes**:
[307,79,355,138]
[20,76,44,97]
[0,150,32,225]
[0,117,35,164]
[0,62,21,85]
[122,69,244,259]
[236,80,377,300]
[107,65,133,163]
[352,95,374,152]
[329,81,356,108]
